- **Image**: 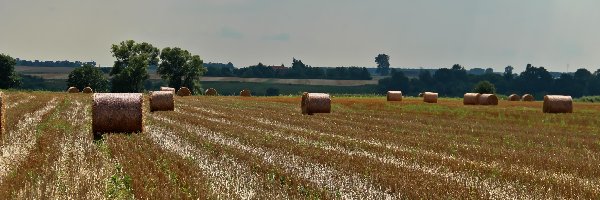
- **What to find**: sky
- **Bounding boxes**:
[1,0,599,72]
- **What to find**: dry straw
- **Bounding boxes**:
[387,91,402,101]
[0,92,4,136]
[177,87,191,96]
[543,95,573,113]
[160,87,176,94]
[82,87,93,93]
[301,92,331,115]
[240,89,252,97]
[522,94,535,101]
[205,88,218,96]
[150,91,174,112]
[463,93,481,105]
[423,92,438,103]
[508,94,520,101]
[92,93,144,134]
[67,87,79,93]
[478,94,499,105]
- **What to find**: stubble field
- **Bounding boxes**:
[0,91,599,199]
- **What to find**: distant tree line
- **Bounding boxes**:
[205,58,372,80]
[379,64,600,99]
[16,59,96,68]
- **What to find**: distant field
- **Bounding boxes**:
[0,92,599,199]
[200,81,379,96]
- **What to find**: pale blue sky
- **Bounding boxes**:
[1,0,599,72]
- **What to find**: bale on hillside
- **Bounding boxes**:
[423,92,438,103]
[0,92,4,136]
[67,87,79,93]
[301,92,331,115]
[543,95,573,113]
[508,94,520,101]
[150,91,174,112]
[387,91,402,101]
[205,88,218,96]
[522,94,535,101]
[92,93,143,134]
[463,93,481,105]
[478,94,499,105]
[240,89,252,97]
[160,87,176,94]
[82,87,93,93]
[177,87,191,96]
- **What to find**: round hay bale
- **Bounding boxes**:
[177,87,191,96]
[0,92,4,136]
[82,87,93,93]
[301,92,331,115]
[463,93,481,105]
[92,93,143,134]
[508,94,520,101]
[240,89,252,97]
[418,93,424,97]
[543,95,573,113]
[150,91,174,112]
[387,91,402,101]
[67,87,79,93]
[478,94,499,105]
[160,87,176,94]
[205,88,218,96]
[423,92,438,103]
[522,94,535,101]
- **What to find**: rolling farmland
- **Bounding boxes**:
[0,92,599,199]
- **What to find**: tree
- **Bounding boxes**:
[67,64,109,92]
[503,65,514,80]
[375,54,390,76]
[378,69,409,93]
[0,53,22,89]
[266,87,280,96]
[485,68,494,74]
[158,47,206,94]
[110,40,159,92]
[473,81,496,94]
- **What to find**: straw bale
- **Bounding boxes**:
[82,87,93,93]
[150,91,174,112]
[160,87,176,94]
[508,94,520,101]
[240,89,252,97]
[543,95,573,113]
[177,87,191,96]
[522,94,535,101]
[0,92,4,136]
[463,93,481,105]
[92,93,143,134]
[423,92,438,103]
[418,93,424,97]
[301,92,331,115]
[387,91,402,101]
[67,87,79,93]
[478,94,499,105]
[205,88,218,96]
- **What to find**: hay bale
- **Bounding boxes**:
[301,92,331,115]
[240,89,252,97]
[205,88,218,96]
[463,93,481,105]
[478,94,499,105]
[92,93,143,134]
[0,92,4,136]
[543,95,573,113]
[177,87,191,96]
[387,91,402,101]
[423,92,438,103]
[82,87,93,93]
[160,87,176,95]
[522,94,535,101]
[418,93,424,97]
[149,91,174,112]
[67,87,79,93]
[508,94,520,101]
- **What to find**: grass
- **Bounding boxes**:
[0,91,599,199]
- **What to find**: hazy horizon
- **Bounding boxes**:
[1,0,599,73]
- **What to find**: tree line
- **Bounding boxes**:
[379,64,600,99]
[16,59,96,68]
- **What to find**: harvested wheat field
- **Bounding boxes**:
[0,91,599,199]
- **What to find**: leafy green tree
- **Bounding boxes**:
[378,69,409,93]
[110,40,159,92]
[158,47,207,94]
[375,54,390,76]
[67,64,109,92]
[266,87,280,96]
[503,65,514,80]
[0,53,22,89]
[473,80,496,94]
